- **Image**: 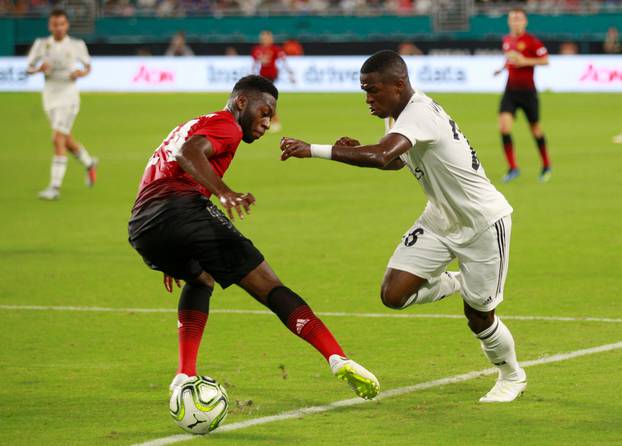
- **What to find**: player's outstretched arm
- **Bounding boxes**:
[176,134,255,220]
[280,133,409,170]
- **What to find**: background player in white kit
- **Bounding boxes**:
[280,50,527,403]
[27,9,97,200]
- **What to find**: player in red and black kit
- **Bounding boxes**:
[251,30,295,132]
[128,75,379,402]
[495,8,551,183]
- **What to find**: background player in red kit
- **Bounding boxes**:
[251,30,295,132]
[128,75,379,401]
[494,8,551,183]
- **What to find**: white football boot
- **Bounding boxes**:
[479,368,527,403]
[329,355,380,400]
[169,373,192,396]
[38,186,60,200]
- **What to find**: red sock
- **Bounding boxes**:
[502,134,517,170]
[535,136,550,168]
[177,310,208,376]
[286,305,345,360]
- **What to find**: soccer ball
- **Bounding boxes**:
[169,375,229,434]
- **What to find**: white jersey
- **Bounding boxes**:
[27,36,90,111]
[386,90,512,245]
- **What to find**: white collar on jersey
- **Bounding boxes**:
[48,35,69,44]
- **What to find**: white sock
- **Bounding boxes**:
[402,272,460,307]
[73,145,93,168]
[476,316,523,381]
[50,155,68,189]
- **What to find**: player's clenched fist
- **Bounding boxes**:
[280,137,311,160]
[218,190,256,220]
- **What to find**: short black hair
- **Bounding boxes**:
[49,8,68,19]
[232,75,278,100]
[360,50,409,82]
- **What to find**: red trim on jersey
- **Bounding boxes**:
[502,32,548,91]
[133,110,243,211]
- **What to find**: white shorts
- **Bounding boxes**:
[45,105,79,134]
[387,215,511,312]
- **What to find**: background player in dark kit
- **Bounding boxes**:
[494,8,551,183]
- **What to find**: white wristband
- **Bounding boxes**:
[310,144,332,160]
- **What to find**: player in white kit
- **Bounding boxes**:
[280,50,527,402]
[27,9,97,200]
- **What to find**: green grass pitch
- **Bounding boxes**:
[0,91,621,445]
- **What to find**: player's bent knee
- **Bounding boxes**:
[464,303,495,333]
[529,123,542,136]
[380,285,410,310]
[380,269,425,310]
[238,261,284,303]
[186,274,215,290]
[188,271,214,288]
[499,116,513,134]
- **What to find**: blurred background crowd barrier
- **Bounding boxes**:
[0,0,621,57]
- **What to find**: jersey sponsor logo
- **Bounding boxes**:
[295,318,309,334]
[517,42,526,51]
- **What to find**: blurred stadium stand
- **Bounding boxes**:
[1,0,621,55]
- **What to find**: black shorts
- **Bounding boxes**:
[128,194,264,288]
[499,89,540,123]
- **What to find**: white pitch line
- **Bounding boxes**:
[132,340,622,446]
[1,304,622,324]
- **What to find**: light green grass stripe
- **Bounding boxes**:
[1,304,622,324]
[132,340,622,446]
